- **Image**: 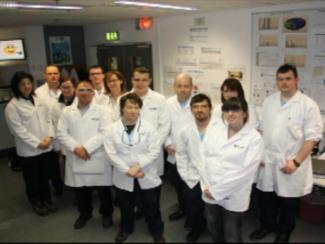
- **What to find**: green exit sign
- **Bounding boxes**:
[106,31,119,41]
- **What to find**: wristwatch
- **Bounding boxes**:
[293,159,301,168]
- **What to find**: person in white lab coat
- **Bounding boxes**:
[35,64,63,195]
[5,71,57,216]
[104,93,165,243]
[212,78,259,128]
[124,67,170,176]
[250,64,323,243]
[201,97,264,243]
[176,93,213,242]
[96,70,125,122]
[57,80,114,230]
[88,65,106,99]
[51,77,77,161]
[165,73,194,221]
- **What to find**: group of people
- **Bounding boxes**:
[4,63,323,243]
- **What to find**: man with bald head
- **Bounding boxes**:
[165,73,194,222]
[35,64,63,197]
[36,65,61,102]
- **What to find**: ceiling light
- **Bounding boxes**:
[0,1,83,10]
[115,0,197,11]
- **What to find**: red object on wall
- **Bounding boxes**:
[137,17,153,30]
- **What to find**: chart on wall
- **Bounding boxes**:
[251,9,325,114]
[159,14,249,104]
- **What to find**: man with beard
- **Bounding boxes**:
[175,93,213,242]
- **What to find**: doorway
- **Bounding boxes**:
[97,42,153,91]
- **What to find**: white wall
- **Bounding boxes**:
[83,1,325,97]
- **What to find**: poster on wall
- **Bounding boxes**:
[49,36,73,65]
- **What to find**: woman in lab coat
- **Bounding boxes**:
[212,78,259,128]
[104,92,165,243]
[57,80,114,229]
[5,71,56,216]
[200,97,264,243]
[95,70,125,122]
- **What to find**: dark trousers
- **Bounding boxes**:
[116,180,164,237]
[75,186,113,217]
[183,183,205,231]
[257,189,299,234]
[205,203,244,243]
[49,151,63,192]
[168,163,186,211]
[20,152,52,204]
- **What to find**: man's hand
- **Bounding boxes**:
[204,188,214,200]
[37,137,53,149]
[126,163,141,177]
[73,146,90,160]
[135,170,145,179]
[165,144,176,156]
[280,159,297,174]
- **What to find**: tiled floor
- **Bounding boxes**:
[0,157,324,243]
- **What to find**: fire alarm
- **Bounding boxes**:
[136,17,153,30]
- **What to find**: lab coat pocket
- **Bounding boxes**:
[72,154,105,174]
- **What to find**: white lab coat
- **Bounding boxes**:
[175,119,213,189]
[50,97,78,152]
[121,89,171,176]
[256,91,323,197]
[200,122,264,212]
[212,103,260,129]
[35,82,61,103]
[5,96,54,157]
[57,101,113,187]
[165,95,194,164]
[95,94,120,122]
[104,118,162,192]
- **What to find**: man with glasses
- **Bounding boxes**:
[88,65,106,99]
[105,93,165,243]
[57,80,114,230]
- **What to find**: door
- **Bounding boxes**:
[97,42,153,91]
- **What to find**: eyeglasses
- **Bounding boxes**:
[61,86,74,89]
[90,72,103,76]
[77,88,94,93]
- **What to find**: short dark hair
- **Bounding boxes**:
[120,93,143,116]
[105,70,125,94]
[133,67,151,78]
[220,78,245,103]
[276,64,298,78]
[44,64,60,74]
[222,97,249,124]
[10,71,35,98]
[190,93,212,108]
[77,80,94,88]
[88,65,104,74]
[59,77,77,88]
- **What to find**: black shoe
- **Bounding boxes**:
[168,210,185,221]
[134,209,144,220]
[115,231,129,243]
[274,232,290,243]
[74,215,91,229]
[186,230,202,243]
[43,201,58,213]
[153,234,165,243]
[102,215,113,228]
[250,227,273,241]
[31,202,48,216]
